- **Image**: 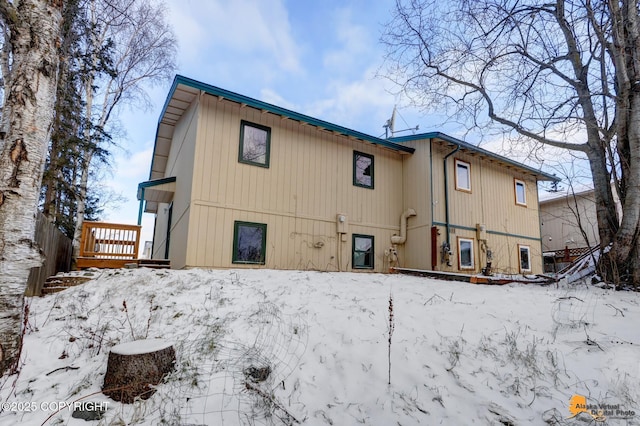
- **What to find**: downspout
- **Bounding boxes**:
[536,178,544,274]
[430,139,435,225]
[443,143,460,248]
[137,187,145,226]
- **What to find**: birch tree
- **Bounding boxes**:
[71,0,176,260]
[383,0,640,287]
[0,0,64,375]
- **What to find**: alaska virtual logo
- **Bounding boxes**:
[568,394,636,422]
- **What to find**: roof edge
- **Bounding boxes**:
[166,75,415,154]
[390,132,559,181]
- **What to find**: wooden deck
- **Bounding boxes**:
[76,221,170,270]
[76,221,142,270]
[391,267,556,285]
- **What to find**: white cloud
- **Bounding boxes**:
[259,88,299,111]
[322,8,372,74]
[302,67,399,134]
[258,65,425,138]
[165,1,208,63]
[114,145,154,181]
[168,0,302,74]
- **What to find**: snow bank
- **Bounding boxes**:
[0,268,638,425]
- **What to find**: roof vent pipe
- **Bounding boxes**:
[391,209,417,245]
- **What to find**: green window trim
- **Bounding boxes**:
[352,234,374,269]
[239,120,271,168]
[232,221,267,264]
[353,151,374,189]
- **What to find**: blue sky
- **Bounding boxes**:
[105,0,573,245]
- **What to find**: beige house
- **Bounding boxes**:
[138,75,558,275]
[540,189,600,252]
[539,189,601,271]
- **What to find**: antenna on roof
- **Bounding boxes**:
[383,105,419,139]
[383,106,396,138]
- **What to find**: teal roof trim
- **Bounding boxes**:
[136,176,176,200]
[138,176,176,189]
[390,132,559,182]
[163,75,415,154]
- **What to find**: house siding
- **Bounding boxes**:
[152,96,199,268]
[184,94,405,272]
[401,139,433,270]
[426,141,543,274]
[540,191,599,253]
[146,77,556,277]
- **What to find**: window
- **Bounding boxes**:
[239,121,270,167]
[353,151,374,189]
[352,234,374,269]
[455,159,471,192]
[232,221,267,264]
[519,244,531,273]
[514,179,527,206]
[457,237,474,270]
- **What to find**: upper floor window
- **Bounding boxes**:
[514,179,527,206]
[353,151,374,189]
[455,159,471,192]
[518,244,531,273]
[239,120,270,167]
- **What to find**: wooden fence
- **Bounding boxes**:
[26,213,73,296]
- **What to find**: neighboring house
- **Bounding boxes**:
[539,189,600,271]
[138,75,558,275]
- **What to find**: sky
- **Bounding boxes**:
[103,0,577,247]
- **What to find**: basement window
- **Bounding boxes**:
[353,151,374,189]
[519,244,531,273]
[239,121,271,167]
[232,221,267,264]
[458,237,474,270]
[455,159,471,192]
[514,179,527,206]
[352,234,374,269]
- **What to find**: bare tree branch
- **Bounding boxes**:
[383,0,640,286]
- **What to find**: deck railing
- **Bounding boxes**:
[77,221,141,269]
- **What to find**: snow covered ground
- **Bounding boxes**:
[1,268,639,425]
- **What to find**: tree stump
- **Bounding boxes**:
[102,339,175,403]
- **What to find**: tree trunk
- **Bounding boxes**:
[102,339,175,403]
[584,145,619,247]
[609,90,640,286]
[71,63,96,262]
[72,2,100,261]
[72,149,90,261]
[604,0,640,286]
[0,0,64,375]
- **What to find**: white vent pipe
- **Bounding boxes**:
[391,208,416,245]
